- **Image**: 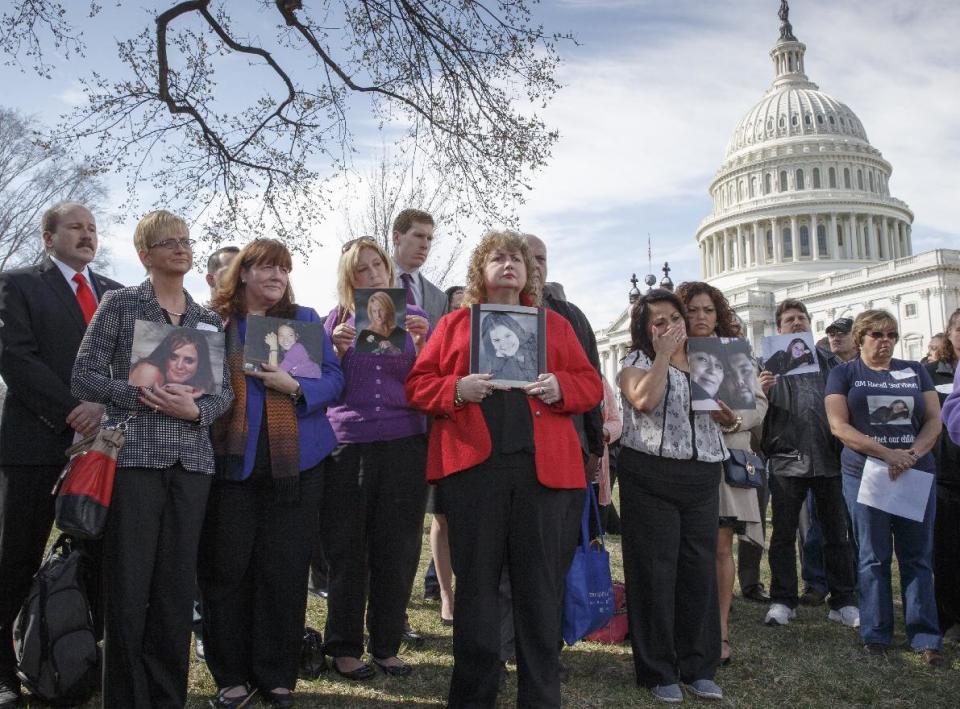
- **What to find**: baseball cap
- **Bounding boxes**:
[826,317,853,335]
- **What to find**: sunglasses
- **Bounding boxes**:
[341,235,377,253]
[866,330,899,341]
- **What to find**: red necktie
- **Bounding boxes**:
[73,272,97,324]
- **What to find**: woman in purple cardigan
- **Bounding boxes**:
[322,237,430,679]
[200,239,344,708]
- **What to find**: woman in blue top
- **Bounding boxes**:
[201,239,344,708]
[825,309,943,665]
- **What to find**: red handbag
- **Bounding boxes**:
[54,422,127,539]
[585,582,629,644]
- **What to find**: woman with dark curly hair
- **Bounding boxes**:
[616,287,727,702]
[676,281,766,667]
[406,230,601,708]
[129,327,217,395]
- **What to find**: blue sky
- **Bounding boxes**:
[2,0,957,330]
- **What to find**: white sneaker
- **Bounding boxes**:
[764,603,796,626]
[828,605,860,628]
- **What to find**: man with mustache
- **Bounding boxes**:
[0,202,123,708]
[758,299,858,629]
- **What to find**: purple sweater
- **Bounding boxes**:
[942,365,960,447]
[324,304,428,443]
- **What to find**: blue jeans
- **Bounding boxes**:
[841,472,941,650]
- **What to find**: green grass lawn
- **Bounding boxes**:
[34,506,958,708]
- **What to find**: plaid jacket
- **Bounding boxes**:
[71,279,234,473]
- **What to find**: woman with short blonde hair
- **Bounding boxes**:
[825,309,944,663]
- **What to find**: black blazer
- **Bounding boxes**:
[0,256,123,465]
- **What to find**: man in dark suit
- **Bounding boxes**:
[391,208,448,326]
[391,208,450,630]
[0,202,123,707]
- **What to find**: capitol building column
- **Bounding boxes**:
[754,220,765,265]
[829,212,840,259]
[772,218,783,262]
[790,215,799,261]
[736,224,744,270]
[811,214,820,261]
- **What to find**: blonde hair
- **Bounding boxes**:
[462,230,541,307]
[367,291,398,331]
[133,210,189,255]
[852,309,899,347]
[337,240,396,312]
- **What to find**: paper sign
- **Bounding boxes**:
[889,369,916,380]
[856,457,933,522]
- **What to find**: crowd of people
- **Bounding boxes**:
[0,200,958,709]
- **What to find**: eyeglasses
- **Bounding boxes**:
[866,330,899,341]
[149,238,196,250]
[250,263,290,275]
[341,235,377,253]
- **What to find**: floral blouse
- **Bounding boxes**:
[617,350,727,462]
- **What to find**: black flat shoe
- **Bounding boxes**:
[372,657,413,677]
[262,689,294,708]
[210,684,257,708]
[332,658,376,681]
[441,616,454,627]
[720,639,732,666]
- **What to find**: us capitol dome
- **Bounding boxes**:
[594,1,960,386]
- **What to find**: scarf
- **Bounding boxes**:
[212,317,301,503]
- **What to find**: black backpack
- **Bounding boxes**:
[14,534,99,706]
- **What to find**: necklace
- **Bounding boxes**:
[161,306,186,317]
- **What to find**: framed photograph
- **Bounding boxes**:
[354,288,407,355]
[469,304,546,388]
[867,395,914,426]
[760,332,819,377]
[128,320,225,395]
[687,337,759,411]
[244,315,324,379]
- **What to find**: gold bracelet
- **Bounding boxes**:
[720,415,743,434]
[454,377,465,407]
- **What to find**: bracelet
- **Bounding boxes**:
[290,384,303,403]
[453,377,465,408]
[720,415,743,434]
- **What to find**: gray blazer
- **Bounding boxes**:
[71,279,234,474]
[420,274,448,327]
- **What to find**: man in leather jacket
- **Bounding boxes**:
[758,299,858,628]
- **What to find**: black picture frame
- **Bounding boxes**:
[353,288,408,355]
[469,303,546,388]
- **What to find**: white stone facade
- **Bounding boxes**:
[596,11,960,387]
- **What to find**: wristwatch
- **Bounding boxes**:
[290,384,303,403]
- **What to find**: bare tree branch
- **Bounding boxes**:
[2,1,569,251]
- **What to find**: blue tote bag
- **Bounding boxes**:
[561,484,614,645]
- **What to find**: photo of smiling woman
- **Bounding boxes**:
[687,336,727,411]
[355,289,406,355]
[764,335,816,376]
[129,326,217,395]
[479,310,540,384]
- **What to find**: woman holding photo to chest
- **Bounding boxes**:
[825,309,944,664]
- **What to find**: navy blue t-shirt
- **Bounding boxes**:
[824,358,936,476]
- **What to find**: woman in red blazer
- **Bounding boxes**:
[406,230,602,709]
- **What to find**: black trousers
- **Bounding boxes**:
[199,465,323,690]
[320,435,427,659]
[618,448,721,688]
[737,467,769,592]
[934,485,960,630]
[767,474,856,609]
[0,465,63,678]
[441,454,580,709]
[101,465,211,709]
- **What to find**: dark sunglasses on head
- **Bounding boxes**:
[341,235,377,253]
[866,330,899,341]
